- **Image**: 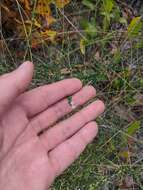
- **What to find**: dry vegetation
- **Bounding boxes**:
[0,0,143,189]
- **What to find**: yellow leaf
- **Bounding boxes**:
[31,32,43,48]
[33,19,42,28]
[1,0,70,49]
[18,0,31,11]
[119,150,131,160]
[24,19,41,28]
[36,0,51,16]
[54,0,70,8]
[40,30,57,41]
[35,0,56,26]
[31,30,57,48]
[127,16,143,39]
[80,38,86,55]
[23,0,31,11]
[45,15,56,26]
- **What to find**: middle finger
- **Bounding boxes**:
[39,100,105,151]
[30,86,96,134]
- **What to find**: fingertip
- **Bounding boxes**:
[80,122,98,144]
[26,61,34,70]
[87,121,98,136]
[85,85,96,96]
[17,61,34,80]
[71,78,83,89]
[0,62,34,115]
[97,100,105,112]
[19,61,34,71]
[92,99,105,113]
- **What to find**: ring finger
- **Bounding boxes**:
[30,86,96,134]
[39,100,105,151]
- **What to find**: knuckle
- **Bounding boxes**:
[79,132,87,146]
[14,82,23,94]
[49,152,62,176]
[61,125,70,138]
[32,117,43,133]
[79,110,89,124]
[66,140,79,158]
[53,104,64,118]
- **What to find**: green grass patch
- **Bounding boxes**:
[0,0,143,189]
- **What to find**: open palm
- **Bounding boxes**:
[0,62,105,190]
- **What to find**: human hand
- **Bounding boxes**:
[0,62,105,190]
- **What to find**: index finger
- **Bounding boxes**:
[17,78,82,117]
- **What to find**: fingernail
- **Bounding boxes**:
[18,61,32,70]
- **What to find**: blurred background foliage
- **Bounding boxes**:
[0,0,143,189]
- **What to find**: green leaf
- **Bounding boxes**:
[82,0,94,10]
[126,121,141,136]
[101,0,115,30]
[140,79,143,87]
[113,50,121,64]
[81,20,97,38]
[119,150,130,160]
[80,38,86,55]
[67,96,72,106]
[119,17,127,25]
[102,0,114,14]
[127,17,143,39]
[135,37,143,48]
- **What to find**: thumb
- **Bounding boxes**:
[0,61,34,116]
